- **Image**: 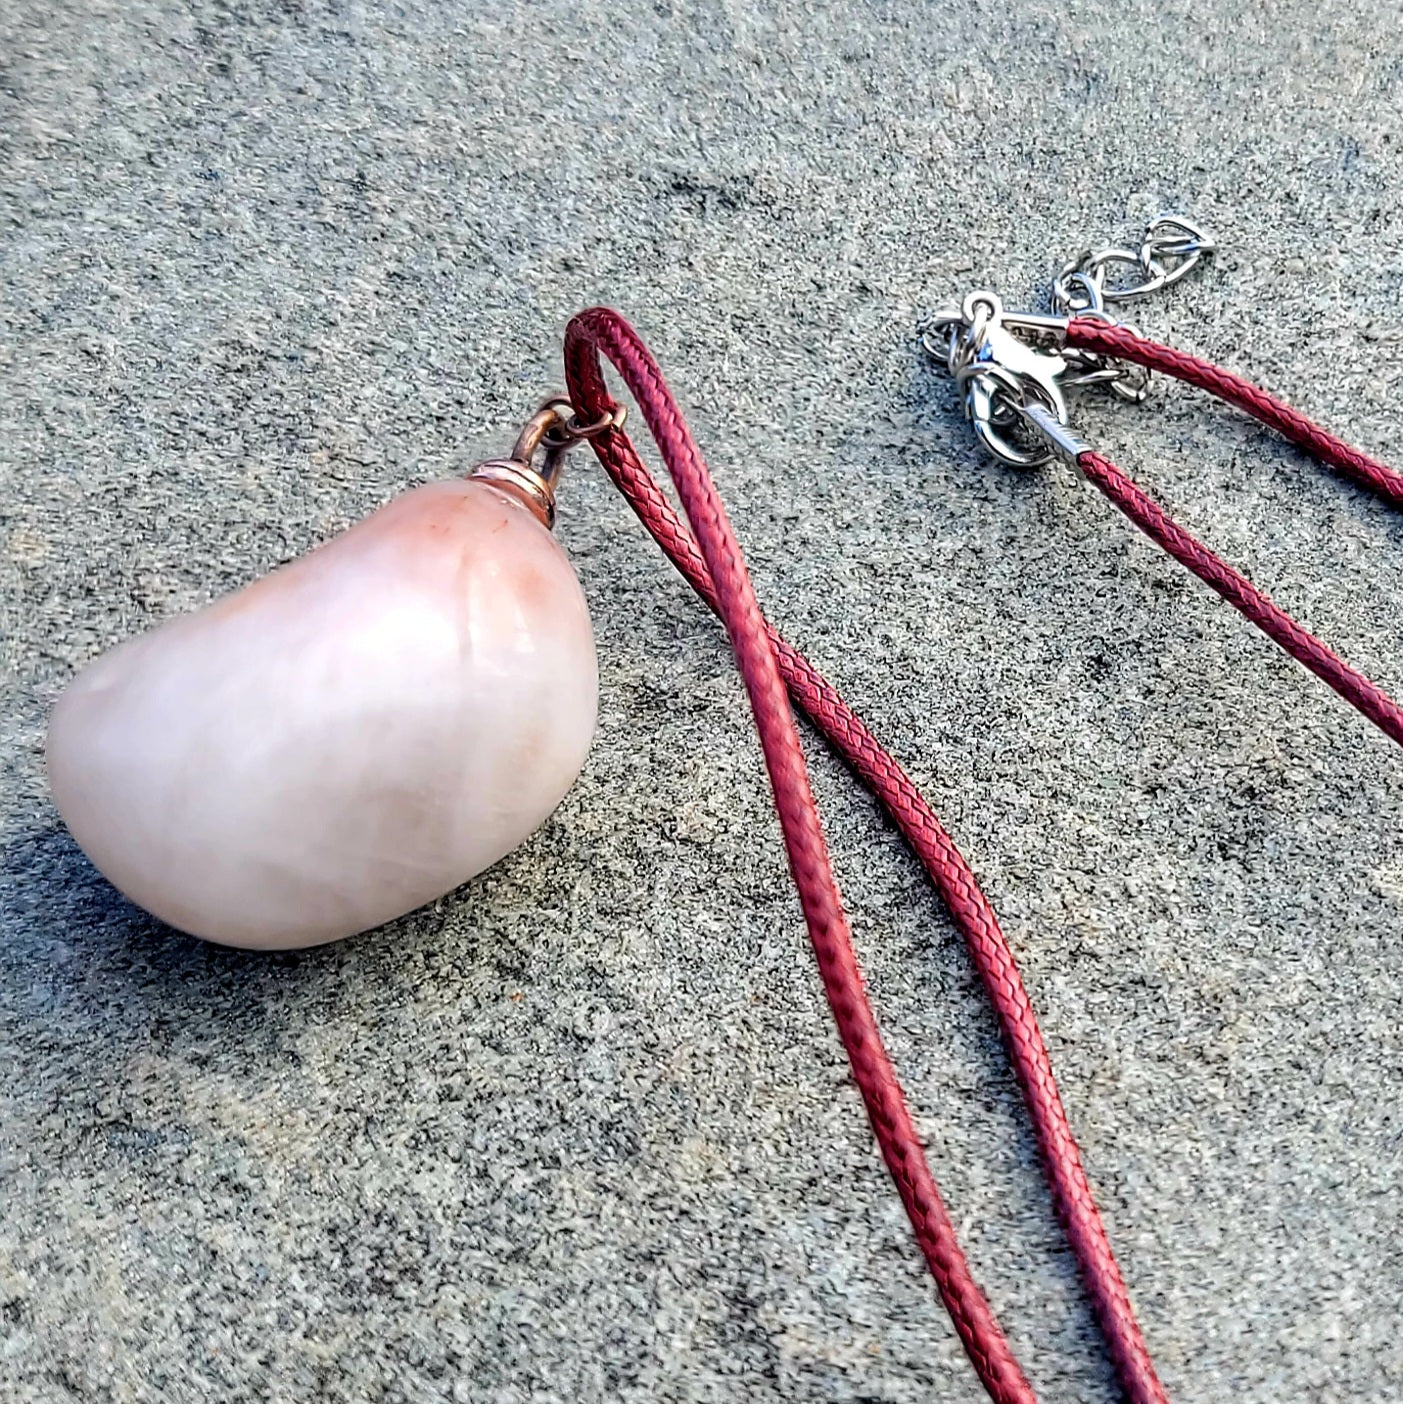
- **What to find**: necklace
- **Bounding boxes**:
[46,217,1399,1404]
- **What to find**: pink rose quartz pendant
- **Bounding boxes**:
[47,427,598,951]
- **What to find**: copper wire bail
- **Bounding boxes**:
[469,398,627,530]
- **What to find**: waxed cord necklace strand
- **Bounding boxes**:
[1061,318,1403,750]
[563,306,1167,1404]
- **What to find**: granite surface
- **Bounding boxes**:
[3,2,1402,1401]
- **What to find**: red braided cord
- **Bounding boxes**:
[1058,320,1403,748]
[1074,448,1403,748]
[1066,318,1403,507]
[563,307,1170,1404]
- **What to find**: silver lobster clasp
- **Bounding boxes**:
[924,292,1076,467]
[922,213,1216,471]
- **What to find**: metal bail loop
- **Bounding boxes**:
[468,398,628,529]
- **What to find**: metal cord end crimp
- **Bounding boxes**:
[1016,401,1092,478]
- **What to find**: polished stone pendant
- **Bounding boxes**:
[47,409,600,950]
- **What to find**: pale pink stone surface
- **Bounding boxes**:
[47,480,598,949]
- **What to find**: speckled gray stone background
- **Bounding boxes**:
[3,2,1402,1401]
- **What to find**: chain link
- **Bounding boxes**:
[1051,214,1215,316]
[1052,216,1214,403]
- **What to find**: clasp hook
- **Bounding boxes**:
[922,213,1215,470]
[925,292,1075,467]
